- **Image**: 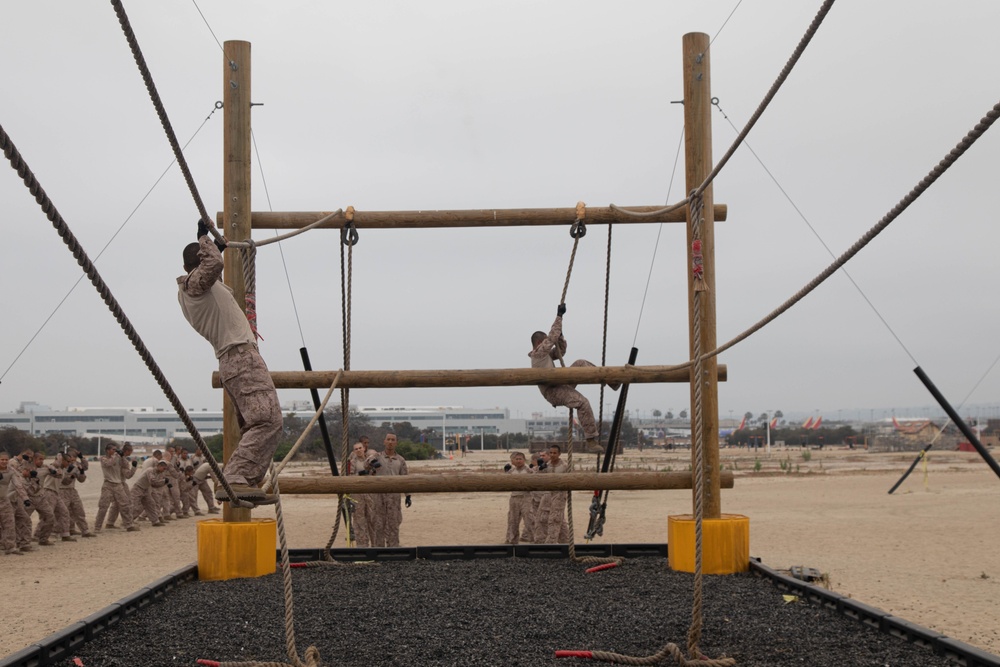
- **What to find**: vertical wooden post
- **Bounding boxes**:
[222,40,252,523]
[683,32,721,519]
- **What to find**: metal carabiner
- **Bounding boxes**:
[341,222,359,247]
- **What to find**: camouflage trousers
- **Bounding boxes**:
[131,485,161,525]
[29,491,57,542]
[59,487,89,534]
[371,493,403,548]
[181,481,198,514]
[11,499,32,548]
[543,490,570,544]
[0,496,15,552]
[522,492,544,542]
[219,344,282,486]
[95,482,134,530]
[505,494,533,544]
[540,360,598,440]
[105,481,131,527]
[351,493,376,547]
[197,480,217,511]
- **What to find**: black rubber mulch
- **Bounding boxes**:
[65,558,957,666]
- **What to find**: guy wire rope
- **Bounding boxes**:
[0,122,249,509]
[0,102,220,385]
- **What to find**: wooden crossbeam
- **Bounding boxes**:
[225,204,728,231]
[211,365,727,389]
[275,471,735,494]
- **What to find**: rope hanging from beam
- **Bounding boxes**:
[564,410,622,567]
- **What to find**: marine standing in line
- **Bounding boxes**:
[373,433,410,548]
[541,444,570,544]
[94,444,138,533]
[347,441,377,548]
[59,450,95,537]
[503,451,534,545]
[0,452,23,555]
[130,460,170,526]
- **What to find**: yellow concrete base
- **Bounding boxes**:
[197,518,277,581]
[668,514,750,574]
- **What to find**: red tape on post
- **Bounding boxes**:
[196,660,221,667]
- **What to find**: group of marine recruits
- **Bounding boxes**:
[0,442,220,555]
[503,445,572,545]
[345,433,412,548]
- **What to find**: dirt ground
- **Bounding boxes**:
[2,446,998,659]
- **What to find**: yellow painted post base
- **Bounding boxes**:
[197,518,277,581]
[667,514,749,574]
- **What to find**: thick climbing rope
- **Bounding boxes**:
[109,0,221,242]
[694,0,836,200]
[706,100,1000,365]
[565,196,732,667]
[554,202,588,369]
[210,469,323,667]
[0,122,249,510]
[597,98,1000,392]
[563,410,623,567]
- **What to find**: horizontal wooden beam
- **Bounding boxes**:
[275,470,735,494]
[225,204,728,231]
[211,365,726,389]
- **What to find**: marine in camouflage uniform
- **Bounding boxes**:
[28,454,59,545]
[178,233,281,498]
[94,445,137,532]
[191,461,220,514]
[372,434,409,548]
[541,446,570,544]
[0,452,23,555]
[131,462,170,526]
[347,442,377,548]
[529,312,618,447]
[104,443,137,528]
[504,452,534,545]
[59,451,94,537]
[6,452,34,551]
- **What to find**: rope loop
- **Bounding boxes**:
[341,221,359,247]
[569,219,587,239]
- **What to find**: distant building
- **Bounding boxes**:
[0,402,573,444]
[355,406,526,437]
[0,403,223,443]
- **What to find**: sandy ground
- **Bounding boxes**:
[2,447,998,659]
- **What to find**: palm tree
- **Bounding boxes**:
[679,410,688,420]
[652,409,662,418]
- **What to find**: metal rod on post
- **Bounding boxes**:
[683,32,722,519]
[913,366,1000,481]
[300,347,338,477]
[222,40,252,523]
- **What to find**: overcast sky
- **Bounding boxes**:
[2,1,999,424]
